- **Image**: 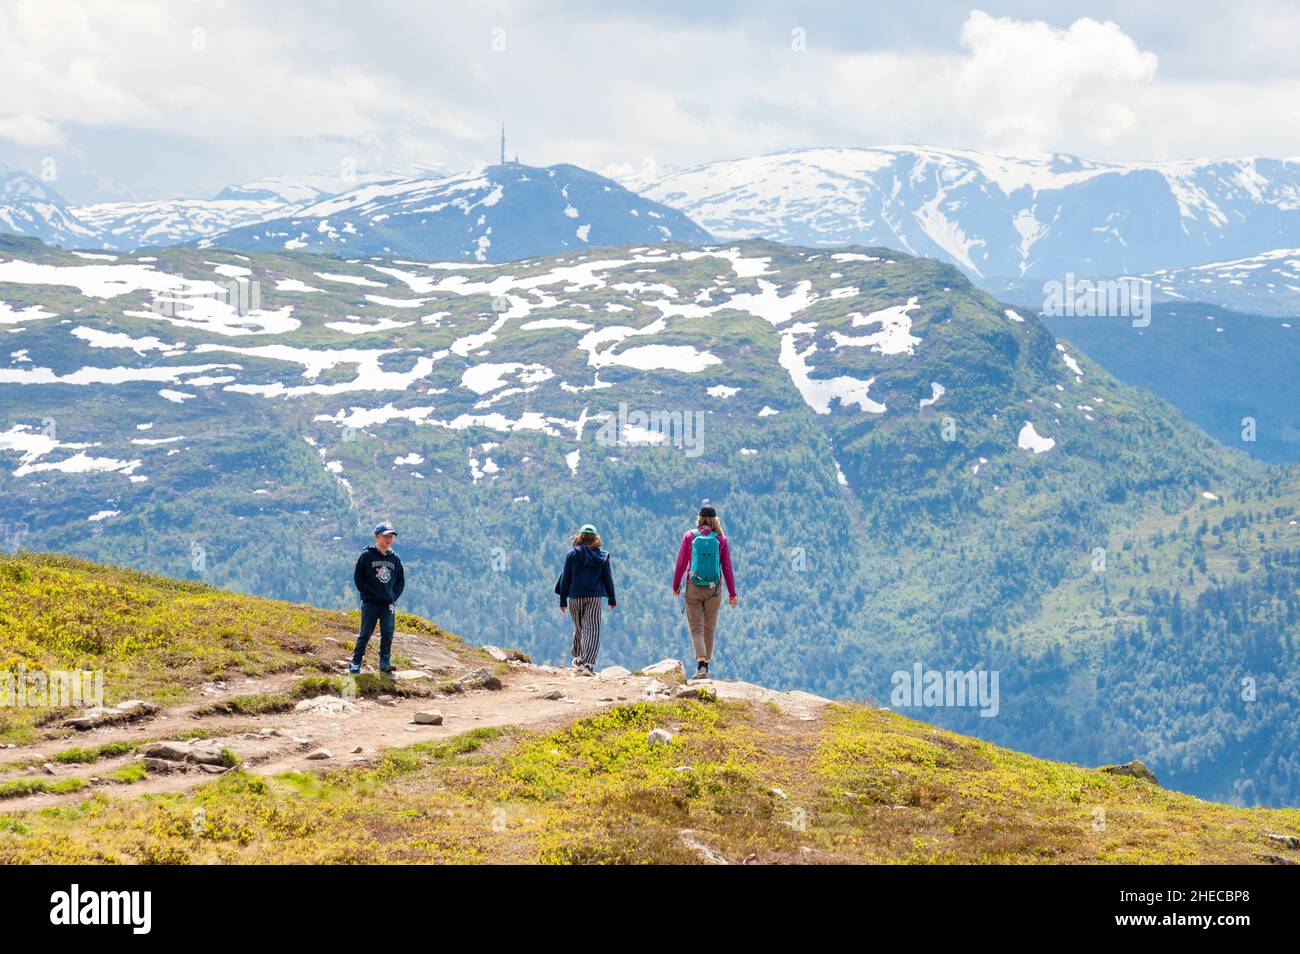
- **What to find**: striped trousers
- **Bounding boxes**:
[569,597,603,668]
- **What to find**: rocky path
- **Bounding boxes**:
[0,632,831,812]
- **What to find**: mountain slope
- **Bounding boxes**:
[73,172,414,251]
[74,197,294,251]
[1146,248,1300,317]
[642,146,1300,280]
[0,234,1296,804]
[1034,303,1300,464]
[1,552,1297,865]
[206,162,712,261]
[0,167,99,249]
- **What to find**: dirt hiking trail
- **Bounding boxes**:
[0,629,830,811]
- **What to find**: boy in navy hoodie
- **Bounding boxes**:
[350,522,405,675]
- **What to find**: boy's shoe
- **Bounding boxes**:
[348,663,361,675]
[577,664,596,677]
[379,662,397,674]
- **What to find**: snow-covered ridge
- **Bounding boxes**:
[0,240,1094,486]
[203,162,712,263]
[642,146,1300,281]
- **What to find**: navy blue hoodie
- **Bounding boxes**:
[354,546,405,606]
[555,545,616,608]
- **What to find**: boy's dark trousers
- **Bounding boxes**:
[352,602,395,668]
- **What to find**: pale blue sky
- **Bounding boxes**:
[2,0,1298,203]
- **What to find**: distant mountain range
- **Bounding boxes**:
[0,161,711,262]
[7,146,1300,300]
[641,146,1300,285]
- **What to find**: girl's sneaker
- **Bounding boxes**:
[348,663,361,676]
[693,662,710,680]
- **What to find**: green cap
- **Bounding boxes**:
[578,523,598,535]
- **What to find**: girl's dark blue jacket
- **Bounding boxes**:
[555,546,617,608]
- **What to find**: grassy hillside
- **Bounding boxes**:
[0,553,1297,865]
[5,691,1299,864]
[0,552,461,744]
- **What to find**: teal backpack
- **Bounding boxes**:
[688,528,722,586]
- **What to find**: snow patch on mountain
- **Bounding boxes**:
[1018,421,1056,454]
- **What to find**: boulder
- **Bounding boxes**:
[305,748,332,760]
[294,695,359,715]
[413,710,444,725]
[198,764,227,775]
[189,746,228,766]
[456,668,503,691]
[142,758,176,773]
[641,659,686,679]
[1099,760,1159,785]
[598,666,632,679]
[392,670,431,681]
[483,645,511,662]
[63,700,160,731]
[1265,832,1300,850]
[42,762,57,775]
[647,728,674,747]
[540,689,564,700]
[143,741,192,763]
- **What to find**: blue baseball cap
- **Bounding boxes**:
[373,522,397,537]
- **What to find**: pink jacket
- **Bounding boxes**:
[672,528,736,598]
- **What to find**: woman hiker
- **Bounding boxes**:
[672,504,738,680]
[555,523,617,675]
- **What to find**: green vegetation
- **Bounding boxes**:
[196,694,295,717]
[1,700,1295,864]
[51,742,137,764]
[106,762,148,784]
[0,776,86,801]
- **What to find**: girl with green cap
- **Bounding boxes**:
[555,523,618,674]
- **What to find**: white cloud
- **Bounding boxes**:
[0,0,472,145]
[1,3,1299,197]
[0,114,62,147]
